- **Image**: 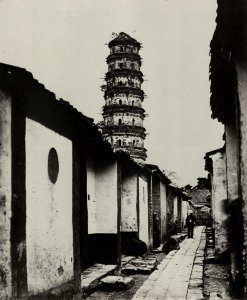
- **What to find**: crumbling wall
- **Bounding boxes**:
[211,152,228,255]
[121,167,138,232]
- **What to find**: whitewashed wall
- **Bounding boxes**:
[182,200,189,229]
[139,176,149,246]
[26,118,73,295]
[211,151,228,254]
[173,195,178,222]
[121,173,138,232]
[95,161,118,233]
[87,158,97,234]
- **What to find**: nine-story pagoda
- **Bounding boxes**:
[101,32,147,161]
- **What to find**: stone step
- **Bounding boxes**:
[80,264,117,296]
[121,257,157,275]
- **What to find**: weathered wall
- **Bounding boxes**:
[152,176,161,219]
[95,160,118,234]
[0,91,12,299]
[160,181,167,241]
[173,195,178,222]
[121,167,138,232]
[182,200,189,229]
[211,151,228,255]
[236,57,247,286]
[189,188,209,204]
[166,188,174,237]
[87,158,97,234]
[26,118,73,295]
[225,123,239,202]
[139,175,149,246]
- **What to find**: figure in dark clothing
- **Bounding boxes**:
[186,212,196,238]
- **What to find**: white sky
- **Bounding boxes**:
[0,0,224,186]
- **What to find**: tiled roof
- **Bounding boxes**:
[209,0,243,123]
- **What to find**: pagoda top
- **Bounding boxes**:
[108,32,141,49]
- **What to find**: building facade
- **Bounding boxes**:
[0,63,123,299]
[205,148,228,256]
[100,32,147,161]
[209,0,247,295]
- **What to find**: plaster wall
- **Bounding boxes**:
[173,195,178,222]
[211,151,228,254]
[87,158,97,234]
[95,160,118,234]
[0,91,12,299]
[26,118,73,295]
[121,170,138,232]
[182,200,189,229]
[139,176,149,246]
[225,123,239,203]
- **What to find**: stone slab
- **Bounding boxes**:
[100,275,135,290]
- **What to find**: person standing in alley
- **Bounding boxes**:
[186,211,196,238]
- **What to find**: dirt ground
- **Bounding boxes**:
[86,252,166,300]
[203,262,232,299]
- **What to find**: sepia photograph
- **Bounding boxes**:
[0,0,246,299]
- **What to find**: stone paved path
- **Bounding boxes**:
[132,226,206,300]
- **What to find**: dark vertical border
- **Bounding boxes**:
[72,145,82,292]
[11,98,28,298]
[117,159,122,268]
[79,155,88,271]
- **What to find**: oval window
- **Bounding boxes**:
[48,148,59,184]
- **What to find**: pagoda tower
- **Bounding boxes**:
[101,32,147,161]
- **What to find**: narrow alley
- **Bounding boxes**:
[133,226,205,300]
[87,227,205,300]
[2,1,247,299]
